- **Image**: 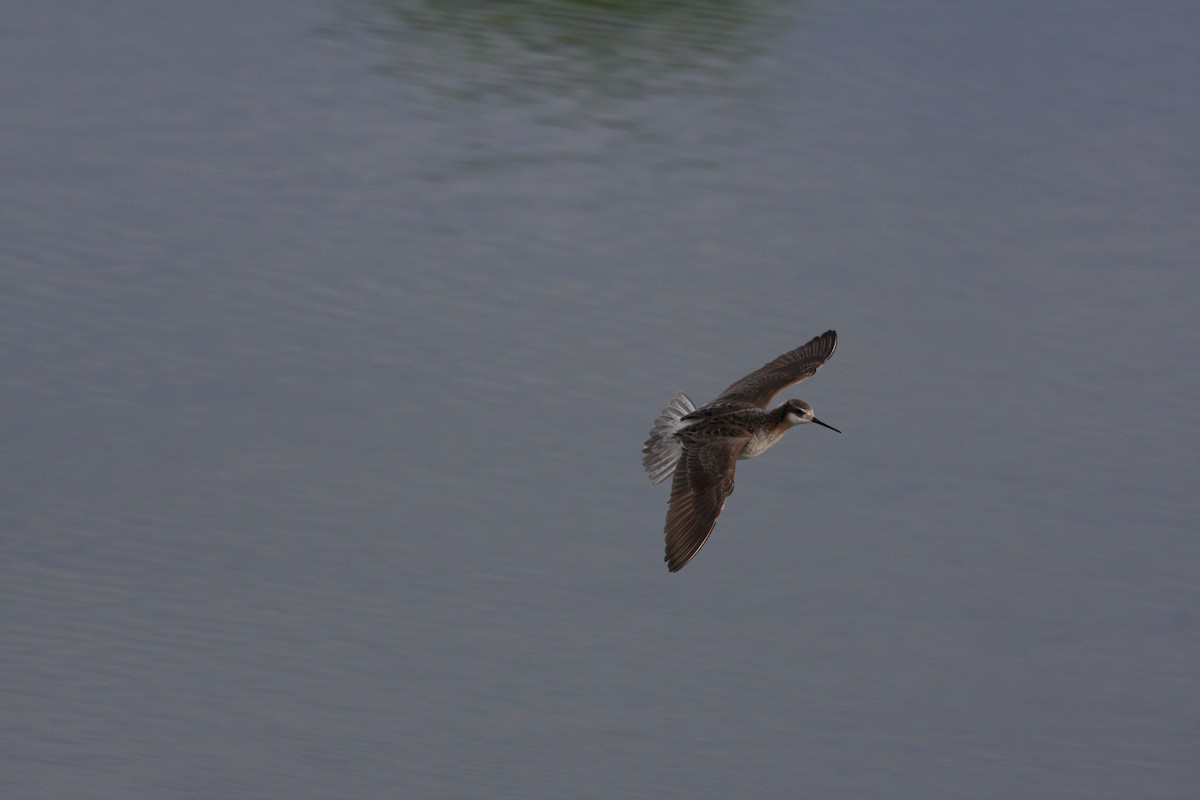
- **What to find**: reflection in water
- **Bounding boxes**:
[335,0,793,104]
[324,0,801,179]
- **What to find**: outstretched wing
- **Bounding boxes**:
[663,437,742,572]
[712,330,837,409]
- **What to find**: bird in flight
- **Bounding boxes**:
[642,330,840,571]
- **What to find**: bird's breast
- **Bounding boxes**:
[738,431,786,460]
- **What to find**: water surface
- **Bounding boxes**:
[3,2,1198,798]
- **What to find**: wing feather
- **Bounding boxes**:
[712,330,837,408]
[663,438,741,572]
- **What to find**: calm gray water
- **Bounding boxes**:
[4,2,1198,798]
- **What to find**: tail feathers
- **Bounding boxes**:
[641,392,695,486]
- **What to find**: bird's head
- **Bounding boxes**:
[783,398,841,433]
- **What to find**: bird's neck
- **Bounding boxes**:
[769,404,799,429]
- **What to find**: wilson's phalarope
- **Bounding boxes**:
[642,330,840,571]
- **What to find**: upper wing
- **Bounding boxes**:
[663,437,741,572]
[711,330,837,408]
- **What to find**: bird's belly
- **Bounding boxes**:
[738,436,780,460]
